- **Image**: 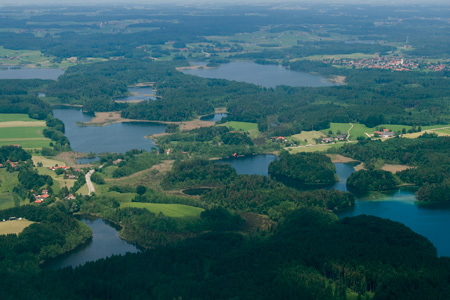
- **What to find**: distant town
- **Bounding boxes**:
[322,56,449,72]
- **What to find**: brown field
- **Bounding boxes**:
[79,111,215,131]
[327,154,358,163]
[381,164,414,173]
[329,75,346,84]
[0,121,46,128]
[0,220,34,235]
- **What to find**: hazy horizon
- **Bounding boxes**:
[1,0,449,6]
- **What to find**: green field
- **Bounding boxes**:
[0,114,38,122]
[0,169,19,210]
[287,143,346,154]
[222,121,258,132]
[0,220,35,235]
[0,114,52,149]
[0,127,46,139]
[288,130,324,145]
[121,203,204,218]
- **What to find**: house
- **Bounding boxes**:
[49,166,71,171]
[335,134,347,141]
[65,194,76,200]
[322,137,333,143]
[112,159,123,165]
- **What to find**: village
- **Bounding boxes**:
[322,56,449,72]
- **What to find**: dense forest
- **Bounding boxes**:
[269,152,337,186]
[1,208,449,299]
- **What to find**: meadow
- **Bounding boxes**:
[0,220,34,235]
[0,114,51,149]
[121,202,204,218]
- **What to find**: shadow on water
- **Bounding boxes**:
[41,216,140,270]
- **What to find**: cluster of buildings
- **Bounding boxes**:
[34,189,50,203]
[0,159,19,168]
[373,129,395,138]
[321,133,348,143]
[322,57,449,72]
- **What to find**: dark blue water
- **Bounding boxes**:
[200,113,228,122]
[215,154,277,176]
[53,108,166,154]
[42,217,139,269]
[181,61,336,88]
[334,163,450,257]
[0,66,63,80]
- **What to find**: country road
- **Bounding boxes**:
[85,169,95,196]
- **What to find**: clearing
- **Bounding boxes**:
[0,220,35,235]
[288,130,324,145]
[121,203,204,218]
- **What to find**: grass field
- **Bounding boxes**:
[121,203,204,218]
[287,143,346,154]
[222,121,258,132]
[32,156,66,168]
[0,114,40,123]
[288,130,324,145]
[0,169,19,210]
[0,114,51,149]
[0,220,35,235]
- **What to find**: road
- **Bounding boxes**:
[85,169,95,196]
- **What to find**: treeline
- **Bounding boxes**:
[0,145,31,164]
[156,125,262,158]
[346,169,400,193]
[268,152,337,186]
[2,207,449,299]
[161,159,237,190]
[333,136,450,201]
[0,205,91,274]
[200,175,354,220]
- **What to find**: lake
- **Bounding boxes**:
[219,158,450,256]
[181,61,336,88]
[200,113,228,122]
[334,163,450,257]
[53,108,166,154]
[115,86,157,102]
[0,66,63,80]
[42,217,139,270]
[215,154,277,176]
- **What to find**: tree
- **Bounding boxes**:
[136,185,147,195]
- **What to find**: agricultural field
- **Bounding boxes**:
[0,46,49,66]
[0,220,35,235]
[121,202,204,218]
[0,169,19,210]
[287,142,346,154]
[0,114,51,149]
[288,130,324,145]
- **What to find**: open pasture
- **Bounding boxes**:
[121,203,204,218]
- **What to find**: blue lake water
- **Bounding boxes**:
[181,61,337,88]
[334,163,450,257]
[215,154,277,176]
[0,66,63,80]
[42,217,139,270]
[200,113,228,122]
[53,108,166,154]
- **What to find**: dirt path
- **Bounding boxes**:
[347,123,353,141]
[85,169,95,196]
